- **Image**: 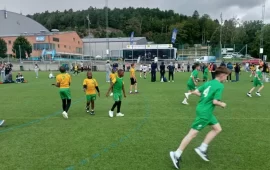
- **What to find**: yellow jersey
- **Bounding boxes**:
[74,65,78,71]
[130,68,135,78]
[83,78,98,95]
[110,72,117,81]
[56,73,71,88]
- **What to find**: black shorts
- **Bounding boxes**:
[130,78,137,85]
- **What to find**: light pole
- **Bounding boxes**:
[220,13,223,58]
[86,15,92,69]
[19,45,22,64]
[207,40,210,56]
[105,0,109,60]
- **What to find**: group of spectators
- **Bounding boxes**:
[0,62,13,83]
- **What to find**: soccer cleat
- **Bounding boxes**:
[110,93,113,96]
[0,120,5,127]
[247,93,252,98]
[62,111,68,119]
[256,92,261,97]
[116,113,124,117]
[195,148,209,162]
[86,110,90,113]
[91,110,95,115]
[182,100,189,105]
[109,110,114,118]
[184,93,190,99]
[170,151,181,169]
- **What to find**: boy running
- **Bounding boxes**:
[170,66,231,169]
[54,66,72,119]
[247,66,264,97]
[83,71,100,115]
[106,69,127,118]
[142,64,148,79]
[130,63,138,94]
[182,63,200,105]
[109,68,118,96]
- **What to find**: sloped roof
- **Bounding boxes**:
[0,10,49,36]
[82,37,146,43]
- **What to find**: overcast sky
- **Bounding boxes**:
[0,0,269,22]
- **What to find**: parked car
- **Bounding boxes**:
[223,54,234,59]
[232,52,244,58]
[194,56,216,63]
[242,58,262,65]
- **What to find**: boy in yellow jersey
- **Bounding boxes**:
[54,66,72,119]
[109,68,118,96]
[73,64,79,75]
[83,71,100,115]
[129,63,138,94]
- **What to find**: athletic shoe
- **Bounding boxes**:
[169,151,181,169]
[184,93,190,99]
[109,110,114,118]
[110,93,113,96]
[116,113,124,117]
[62,111,68,119]
[182,101,188,105]
[256,92,261,97]
[0,120,5,127]
[91,110,95,115]
[247,93,252,97]
[195,148,209,161]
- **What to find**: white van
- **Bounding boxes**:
[194,56,216,63]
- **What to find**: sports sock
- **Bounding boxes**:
[175,149,183,158]
[111,102,118,111]
[66,99,71,112]
[62,99,67,112]
[198,143,208,152]
[117,101,122,113]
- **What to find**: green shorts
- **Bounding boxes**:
[253,80,263,87]
[86,94,96,101]
[113,93,122,101]
[191,115,218,131]
[187,84,196,91]
[59,88,71,100]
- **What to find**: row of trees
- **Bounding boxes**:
[27,7,269,58]
[0,36,32,59]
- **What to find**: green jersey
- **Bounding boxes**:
[188,70,199,86]
[203,68,209,78]
[112,77,124,94]
[196,79,224,118]
[254,70,262,81]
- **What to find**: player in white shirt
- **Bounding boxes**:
[49,72,55,79]
[142,64,148,79]
[34,64,39,78]
[140,64,143,78]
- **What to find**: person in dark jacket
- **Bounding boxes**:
[151,62,158,82]
[235,63,241,81]
[160,62,165,82]
[167,62,175,82]
[187,62,190,72]
[226,62,233,82]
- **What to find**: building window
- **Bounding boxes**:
[8,40,11,45]
[73,38,75,41]
[53,37,59,42]
[78,41,80,44]
[58,44,60,48]
[33,43,56,50]
[76,47,83,54]
[64,45,66,48]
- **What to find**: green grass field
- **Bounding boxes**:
[1,71,270,170]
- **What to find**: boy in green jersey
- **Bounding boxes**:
[203,63,209,82]
[247,66,264,97]
[170,66,231,169]
[106,69,127,118]
[182,63,200,105]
